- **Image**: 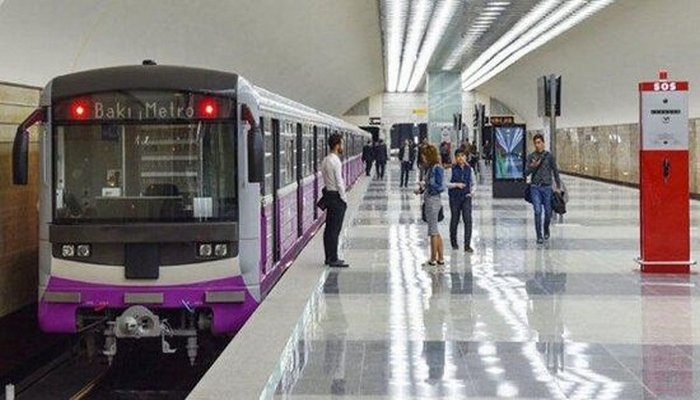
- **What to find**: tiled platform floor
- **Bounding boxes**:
[268,162,700,399]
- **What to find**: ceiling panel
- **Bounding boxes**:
[0,0,384,116]
[380,0,617,92]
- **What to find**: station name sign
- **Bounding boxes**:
[53,91,234,122]
[93,100,196,120]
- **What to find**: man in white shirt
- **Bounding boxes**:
[320,134,349,268]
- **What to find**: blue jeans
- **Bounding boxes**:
[531,185,553,240]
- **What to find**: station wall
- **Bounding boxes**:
[0,82,39,317]
[529,120,700,196]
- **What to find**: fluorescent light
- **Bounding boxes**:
[463,0,587,89]
[442,0,513,71]
[397,0,434,92]
[464,0,616,90]
[461,0,562,83]
[407,0,460,91]
[381,0,409,92]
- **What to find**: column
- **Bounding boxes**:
[427,72,461,146]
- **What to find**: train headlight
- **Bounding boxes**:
[214,244,228,257]
[61,244,75,257]
[198,243,213,257]
[77,244,91,257]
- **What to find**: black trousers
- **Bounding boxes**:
[324,192,347,263]
[364,160,373,176]
[449,196,473,246]
[376,162,386,179]
[400,161,411,187]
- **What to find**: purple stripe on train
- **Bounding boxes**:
[41,275,257,334]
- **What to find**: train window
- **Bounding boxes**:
[263,117,274,196]
[300,132,307,179]
[317,135,325,167]
[53,122,236,223]
[284,122,296,185]
[278,122,287,188]
[305,137,313,176]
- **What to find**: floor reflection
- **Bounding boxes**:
[268,164,700,399]
[641,274,693,399]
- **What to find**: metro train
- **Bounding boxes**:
[12,63,369,364]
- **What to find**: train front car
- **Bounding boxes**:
[12,65,264,364]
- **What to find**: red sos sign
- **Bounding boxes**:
[653,81,678,91]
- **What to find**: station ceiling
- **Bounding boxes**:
[0,0,623,118]
[379,0,615,93]
[0,0,384,116]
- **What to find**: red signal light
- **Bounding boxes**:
[70,100,90,120]
[199,98,218,118]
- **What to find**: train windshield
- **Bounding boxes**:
[53,122,237,223]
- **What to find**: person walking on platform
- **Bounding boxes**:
[374,139,388,180]
[362,140,374,177]
[418,137,429,181]
[320,133,349,267]
[525,134,562,245]
[398,139,415,188]
[483,139,492,166]
[415,145,446,266]
[448,149,476,252]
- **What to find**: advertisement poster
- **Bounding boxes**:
[494,125,525,180]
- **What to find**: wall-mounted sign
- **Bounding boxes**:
[412,108,427,116]
[490,115,515,126]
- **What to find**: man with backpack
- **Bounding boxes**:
[525,134,562,245]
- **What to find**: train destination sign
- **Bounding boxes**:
[53,91,234,122]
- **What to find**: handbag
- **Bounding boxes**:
[524,185,533,203]
[552,191,567,214]
[316,189,328,211]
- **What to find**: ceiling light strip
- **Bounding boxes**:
[442,1,512,71]
[460,0,563,84]
[406,0,460,92]
[382,0,409,92]
[397,0,434,92]
[462,0,587,89]
[464,0,616,91]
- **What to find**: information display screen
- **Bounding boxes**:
[493,124,526,180]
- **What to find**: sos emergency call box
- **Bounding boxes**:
[637,70,693,273]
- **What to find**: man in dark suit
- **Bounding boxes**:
[374,139,388,179]
[398,139,416,188]
[361,140,374,176]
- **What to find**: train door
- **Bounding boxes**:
[271,118,281,262]
[343,131,349,187]
[296,122,303,238]
[313,126,318,220]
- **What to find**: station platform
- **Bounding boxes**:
[189,161,700,400]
